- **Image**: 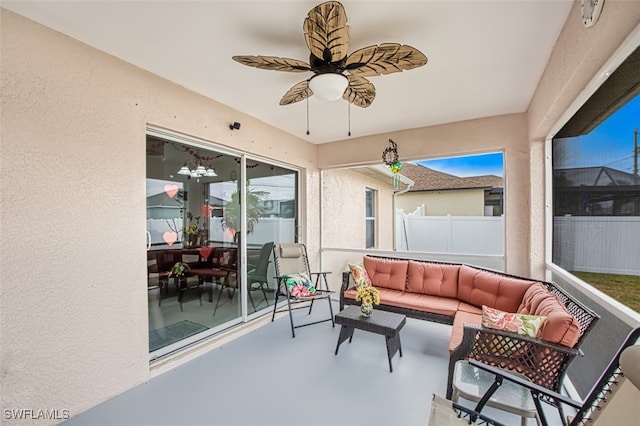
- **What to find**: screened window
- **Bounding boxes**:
[365,188,376,248]
[551,88,639,312]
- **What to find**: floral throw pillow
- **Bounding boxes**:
[283,272,316,298]
[481,305,546,338]
[348,263,371,288]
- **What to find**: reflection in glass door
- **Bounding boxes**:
[146,133,300,356]
[146,134,242,356]
[244,159,299,314]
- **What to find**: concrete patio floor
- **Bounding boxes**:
[64,302,565,426]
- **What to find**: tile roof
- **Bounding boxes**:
[554,166,640,187]
[400,163,503,192]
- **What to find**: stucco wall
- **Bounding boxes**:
[321,169,395,250]
[0,9,318,423]
[2,0,640,421]
[396,190,485,216]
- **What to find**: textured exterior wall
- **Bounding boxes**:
[2,0,640,420]
[396,190,485,216]
[318,114,530,276]
[321,169,395,250]
[0,9,317,423]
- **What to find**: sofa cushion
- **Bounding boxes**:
[348,263,372,287]
[457,265,536,313]
[343,287,459,317]
[363,256,408,291]
[481,305,546,338]
[517,283,581,347]
[457,302,483,315]
[450,311,483,353]
[406,260,460,298]
[391,293,460,317]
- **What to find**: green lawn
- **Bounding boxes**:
[571,271,640,313]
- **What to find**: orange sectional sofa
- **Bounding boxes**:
[340,255,599,398]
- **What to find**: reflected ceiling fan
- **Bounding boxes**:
[232,1,428,108]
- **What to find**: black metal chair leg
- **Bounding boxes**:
[213,284,226,316]
[248,288,257,312]
[286,294,296,338]
[271,287,281,322]
[260,284,269,307]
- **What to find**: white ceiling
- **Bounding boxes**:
[2,0,574,144]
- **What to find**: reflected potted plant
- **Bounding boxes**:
[183,213,207,247]
[169,261,190,278]
[222,182,268,242]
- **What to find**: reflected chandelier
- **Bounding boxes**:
[177,160,217,178]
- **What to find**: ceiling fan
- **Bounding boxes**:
[232,1,428,108]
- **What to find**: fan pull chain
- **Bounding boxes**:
[348,102,351,137]
[306,96,310,135]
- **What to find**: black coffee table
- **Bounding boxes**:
[334,305,407,372]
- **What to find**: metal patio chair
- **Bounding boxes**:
[271,243,334,338]
[428,327,640,426]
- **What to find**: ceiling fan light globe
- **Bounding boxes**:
[309,73,348,101]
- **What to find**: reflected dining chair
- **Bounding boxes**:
[246,241,274,309]
[212,243,275,315]
[188,247,231,303]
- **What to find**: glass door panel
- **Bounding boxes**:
[244,159,299,312]
[146,135,241,355]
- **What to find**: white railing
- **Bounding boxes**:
[553,216,640,276]
[396,210,504,256]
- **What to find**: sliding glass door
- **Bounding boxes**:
[244,159,299,313]
[146,131,299,356]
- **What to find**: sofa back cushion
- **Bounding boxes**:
[363,256,408,291]
[457,265,536,313]
[517,282,581,347]
[406,260,460,297]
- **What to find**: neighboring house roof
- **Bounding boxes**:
[400,163,503,192]
[554,166,640,188]
[353,165,415,188]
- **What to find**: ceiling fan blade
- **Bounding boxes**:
[343,75,375,108]
[345,43,428,77]
[303,1,349,63]
[280,80,313,106]
[232,55,310,72]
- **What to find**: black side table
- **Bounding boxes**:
[334,305,407,372]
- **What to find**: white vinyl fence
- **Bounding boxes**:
[395,209,504,256]
[147,217,295,247]
[553,216,640,276]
